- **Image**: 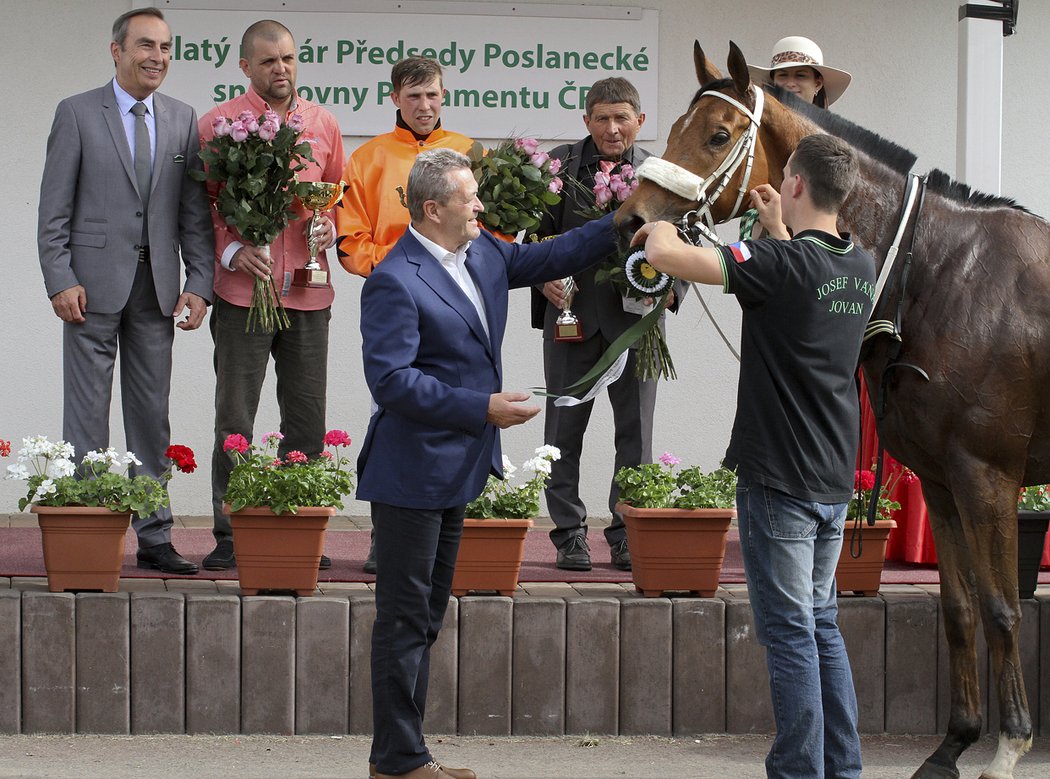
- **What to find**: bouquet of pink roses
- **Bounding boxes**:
[468,137,563,239]
[192,109,315,333]
[571,159,640,220]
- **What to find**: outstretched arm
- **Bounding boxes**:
[631,222,724,285]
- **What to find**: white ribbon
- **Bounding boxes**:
[552,350,629,407]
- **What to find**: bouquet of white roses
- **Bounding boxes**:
[193,109,315,332]
[468,138,563,240]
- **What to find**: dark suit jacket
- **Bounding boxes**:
[357,214,617,510]
[37,82,213,314]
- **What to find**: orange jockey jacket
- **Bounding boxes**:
[335,124,474,277]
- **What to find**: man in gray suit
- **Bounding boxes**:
[37,7,214,574]
[532,77,681,572]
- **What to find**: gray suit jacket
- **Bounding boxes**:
[37,82,213,314]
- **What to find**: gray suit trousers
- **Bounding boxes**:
[62,261,175,547]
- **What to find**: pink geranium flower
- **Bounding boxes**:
[223,434,250,454]
[324,429,352,447]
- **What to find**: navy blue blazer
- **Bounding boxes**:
[357,212,617,509]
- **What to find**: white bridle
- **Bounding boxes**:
[635,86,765,245]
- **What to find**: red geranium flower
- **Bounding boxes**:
[854,470,876,492]
[286,450,309,464]
[223,434,250,454]
[0,439,10,458]
[323,429,352,447]
[165,444,197,473]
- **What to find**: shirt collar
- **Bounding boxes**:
[409,224,471,264]
[112,78,155,116]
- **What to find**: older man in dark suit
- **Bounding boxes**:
[358,148,616,779]
[37,7,213,574]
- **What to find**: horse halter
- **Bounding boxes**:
[634,85,765,246]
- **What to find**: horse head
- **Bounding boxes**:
[615,41,783,240]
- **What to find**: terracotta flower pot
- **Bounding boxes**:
[31,505,132,593]
[1017,510,1050,599]
[617,503,735,598]
[227,504,333,596]
[451,518,533,597]
[836,518,897,596]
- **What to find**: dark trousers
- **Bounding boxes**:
[370,501,464,775]
[63,262,175,547]
[209,298,331,538]
[543,335,657,549]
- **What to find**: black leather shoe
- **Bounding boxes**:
[319,554,332,570]
[610,539,632,571]
[137,542,199,575]
[363,532,377,574]
[556,534,592,571]
[202,538,235,570]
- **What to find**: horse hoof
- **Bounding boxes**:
[909,759,960,779]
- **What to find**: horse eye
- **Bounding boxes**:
[710,131,731,147]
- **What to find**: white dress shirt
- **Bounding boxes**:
[409,224,489,338]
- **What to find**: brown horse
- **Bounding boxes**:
[616,41,1050,779]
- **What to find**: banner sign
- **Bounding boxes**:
[162,2,658,140]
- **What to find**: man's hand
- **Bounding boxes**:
[230,245,273,279]
[173,292,208,331]
[307,214,336,253]
[541,279,566,309]
[486,391,541,429]
[51,285,87,323]
[750,185,790,239]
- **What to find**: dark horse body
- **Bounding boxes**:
[616,42,1050,779]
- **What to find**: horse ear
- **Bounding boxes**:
[694,40,722,85]
[726,41,752,96]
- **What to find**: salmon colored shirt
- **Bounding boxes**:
[335,124,474,277]
[199,87,345,310]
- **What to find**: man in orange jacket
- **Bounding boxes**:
[335,57,473,278]
[335,55,473,573]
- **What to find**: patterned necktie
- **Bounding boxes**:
[130,101,151,244]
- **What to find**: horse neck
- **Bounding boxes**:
[839,158,915,267]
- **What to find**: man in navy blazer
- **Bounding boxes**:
[358,149,616,779]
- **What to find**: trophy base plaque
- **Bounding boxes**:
[555,320,584,342]
[292,267,331,288]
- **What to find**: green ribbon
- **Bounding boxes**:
[533,290,671,399]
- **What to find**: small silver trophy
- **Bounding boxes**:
[554,276,584,342]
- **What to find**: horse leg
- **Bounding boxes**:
[909,481,981,779]
[952,474,1033,779]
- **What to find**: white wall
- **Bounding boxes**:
[2,0,1047,518]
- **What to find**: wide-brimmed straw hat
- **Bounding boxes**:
[747,36,852,106]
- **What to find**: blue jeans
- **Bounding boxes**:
[737,477,862,779]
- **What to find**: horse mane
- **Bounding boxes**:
[766,85,1028,212]
[765,85,917,176]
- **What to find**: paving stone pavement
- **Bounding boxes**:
[0,734,1048,778]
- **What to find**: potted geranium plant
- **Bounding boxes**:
[222,429,354,595]
[1017,484,1050,599]
[468,137,563,241]
[839,466,915,596]
[4,435,195,592]
[614,453,737,597]
[452,445,560,596]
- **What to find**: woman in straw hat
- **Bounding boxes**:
[747,35,852,108]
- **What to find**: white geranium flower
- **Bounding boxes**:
[21,436,51,458]
[54,441,76,461]
[532,458,552,476]
[501,455,516,476]
[6,463,29,480]
[52,458,76,478]
[123,451,142,468]
[534,444,561,461]
[83,450,109,464]
[32,478,57,501]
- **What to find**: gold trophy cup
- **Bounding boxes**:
[554,276,584,342]
[293,180,345,288]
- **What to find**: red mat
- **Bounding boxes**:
[3,526,1036,587]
